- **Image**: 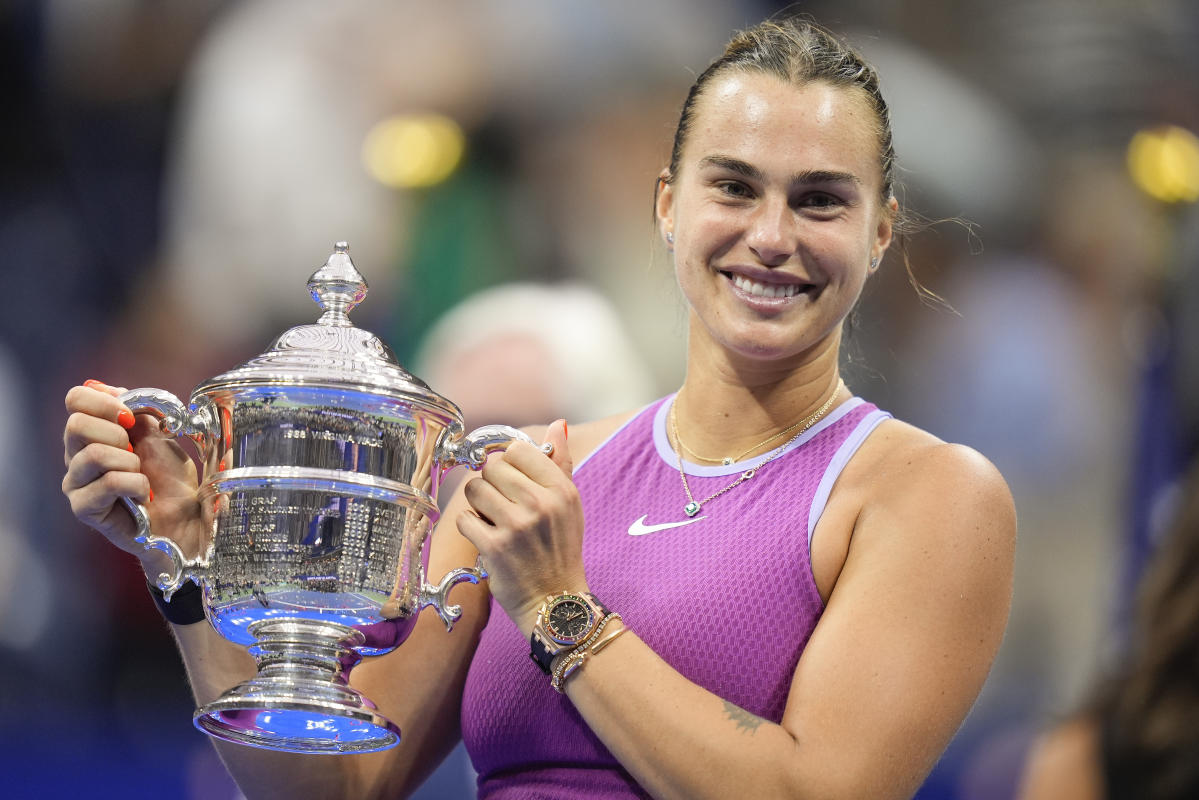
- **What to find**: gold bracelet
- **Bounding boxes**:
[589,625,629,655]
[550,612,621,693]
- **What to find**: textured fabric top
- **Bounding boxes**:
[460,395,890,799]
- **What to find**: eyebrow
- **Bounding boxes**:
[698,155,862,187]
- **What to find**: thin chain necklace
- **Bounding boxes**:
[669,390,839,518]
[674,391,839,466]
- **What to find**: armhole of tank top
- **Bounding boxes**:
[573,397,667,475]
[807,409,892,551]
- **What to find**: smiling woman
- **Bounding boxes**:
[61,14,1014,800]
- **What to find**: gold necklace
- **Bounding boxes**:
[669,391,839,518]
[672,390,839,466]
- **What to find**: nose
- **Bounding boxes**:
[745,196,796,266]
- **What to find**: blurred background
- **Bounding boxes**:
[3,0,1197,797]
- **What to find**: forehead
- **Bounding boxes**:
[685,72,881,187]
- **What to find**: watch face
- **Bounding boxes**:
[545,597,594,643]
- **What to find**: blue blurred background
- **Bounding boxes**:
[3,0,1198,797]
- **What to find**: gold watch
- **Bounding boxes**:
[529,591,609,675]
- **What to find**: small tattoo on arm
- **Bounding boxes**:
[722,699,766,733]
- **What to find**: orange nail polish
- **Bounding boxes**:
[84,379,104,389]
[563,420,569,439]
[117,409,135,429]
[126,444,134,453]
[148,489,154,503]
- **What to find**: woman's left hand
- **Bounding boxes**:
[456,419,584,638]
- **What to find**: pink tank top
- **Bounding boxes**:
[460,395,890,798]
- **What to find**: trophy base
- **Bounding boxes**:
[194,618,401,754]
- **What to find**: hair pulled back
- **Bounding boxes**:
[665,17,896,203]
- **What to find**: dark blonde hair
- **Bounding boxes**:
[664,17,896,203]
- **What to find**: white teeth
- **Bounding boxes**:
[731,274,802,298]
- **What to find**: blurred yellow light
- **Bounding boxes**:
[1127,125,1199,204]
[362,114,466,189]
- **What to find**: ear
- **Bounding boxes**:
[871,196,898,268]
[655,169,675,248]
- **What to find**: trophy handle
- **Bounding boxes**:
[417,555,489,631]
[426,424,550,628]
[118,388,216,599]
[436,424,539,470]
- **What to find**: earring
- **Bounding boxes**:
[665,232,674,245]
[869,257,879,271]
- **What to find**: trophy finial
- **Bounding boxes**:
[308,242,369,326]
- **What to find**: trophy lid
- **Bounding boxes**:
[197,242,460,420]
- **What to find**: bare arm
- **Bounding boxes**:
[63,382,488,799]
[460,427,1015,799]
[178,492,489,799]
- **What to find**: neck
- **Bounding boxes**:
[672,325,847,462]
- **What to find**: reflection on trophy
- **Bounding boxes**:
[120,243,530,754]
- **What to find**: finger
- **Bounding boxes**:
[455,507,494,553]
[65,383,136,431]
[544,419,572,478]
[479,456,542,504]
[63,410,133,464]
[462,475,515,527]
[64,463,152,521]
[82,378,130,397]
[501,433,570,486]
[62,442,142,492]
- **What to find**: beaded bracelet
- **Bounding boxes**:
[146,579,207,626]
[550,612,626,693]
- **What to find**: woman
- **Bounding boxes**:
[62,17,1015,799]
[1018,463,1199,800]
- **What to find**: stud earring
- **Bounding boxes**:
[869,257,879,271]
[665,232,674,245]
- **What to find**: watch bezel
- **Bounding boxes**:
[541,593,598,646]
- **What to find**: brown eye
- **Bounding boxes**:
[799,192,843,212]
[717,181,754,199]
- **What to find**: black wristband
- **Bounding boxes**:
[146,578,207,626]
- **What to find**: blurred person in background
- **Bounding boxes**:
[62,15,1015,800]
[1016,460,1199,800]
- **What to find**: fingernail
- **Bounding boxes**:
[148,488,154,503]
[84,379,105,389]
[117,409,135,429]
[563,420,569,439]
[126,443,134,453]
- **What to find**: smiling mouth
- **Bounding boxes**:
[721,271,814,299]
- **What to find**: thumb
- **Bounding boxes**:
[543,419,572,478]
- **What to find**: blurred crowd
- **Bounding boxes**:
[2,0,1197,797]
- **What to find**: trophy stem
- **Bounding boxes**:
[193,619,401,754]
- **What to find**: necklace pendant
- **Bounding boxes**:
[721,457,733,466]
[684,501,702,517]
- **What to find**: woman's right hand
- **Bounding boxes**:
[61,380,204,574]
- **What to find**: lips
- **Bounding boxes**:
[719,270,816,300]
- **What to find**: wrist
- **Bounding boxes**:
[528,590,608,676]
[146,578,207,626]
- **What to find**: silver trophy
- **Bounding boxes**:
[119,242,531,754]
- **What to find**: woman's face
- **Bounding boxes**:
[657,72,894,364]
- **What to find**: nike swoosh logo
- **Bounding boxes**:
[627,514,708,536]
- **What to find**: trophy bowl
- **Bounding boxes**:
[119,243,531,754]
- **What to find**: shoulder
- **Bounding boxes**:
[852,417,1015,532]
[1018,716,1104,800]
[831,415,1016,602]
